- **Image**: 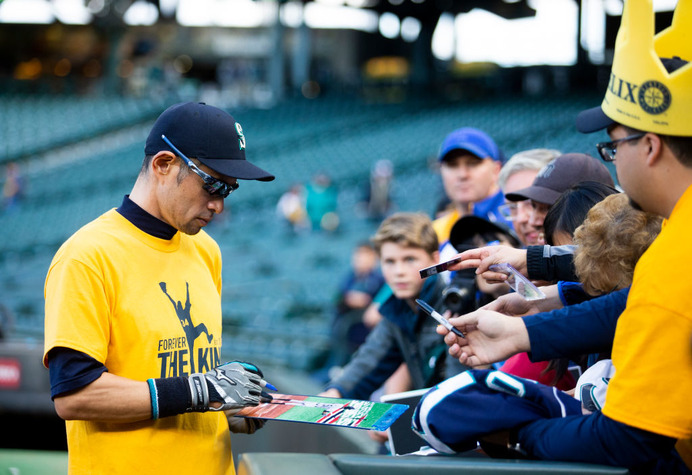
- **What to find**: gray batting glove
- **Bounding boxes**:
[188,361,264,412]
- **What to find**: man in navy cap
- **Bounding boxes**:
[433,127,510,278]
[504,153,614,246]
[43,102,276,474]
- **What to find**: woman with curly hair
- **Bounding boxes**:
[573,193,663,296]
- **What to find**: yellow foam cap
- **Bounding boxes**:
[602,0,692,136]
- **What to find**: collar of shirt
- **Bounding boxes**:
[116,195,177,240]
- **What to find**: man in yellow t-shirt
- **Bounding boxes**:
[44,102,275,474]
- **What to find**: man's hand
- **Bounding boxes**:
[448,246,528,284]
[435,309,530,367]
[369,430,389,444]
[481,284,561,316]
[190,361,264,412]
[318,388,342,398]
[226,408,267,434]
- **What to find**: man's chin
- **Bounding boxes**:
[180,225,203,236]
[525,236,542,246]
[627,197,643,212]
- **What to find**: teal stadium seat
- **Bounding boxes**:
[0,93,606,364]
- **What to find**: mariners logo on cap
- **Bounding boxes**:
[600,0,692,136]
[235,122,246,151]
[638,80,672,115]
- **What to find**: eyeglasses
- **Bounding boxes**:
[498,200,531,221]
[160,135,238,198]
[595,133,645,162]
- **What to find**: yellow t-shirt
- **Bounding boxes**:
[432,210,460,247]
[603,184,692,469]
[44,209,234,475]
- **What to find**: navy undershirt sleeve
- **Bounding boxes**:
[517,411,684,473]
[47,347,108,399]
[523,287,629,362]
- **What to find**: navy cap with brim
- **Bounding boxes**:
[146,102,275,182]
[199,156,274,182]
[505,185,561,205]
[575,106,615,134]
[449,215,518,251]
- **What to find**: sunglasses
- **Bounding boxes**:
[161,134,239,198]
[595,133,645,162]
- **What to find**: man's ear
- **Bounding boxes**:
[490,159,502,180]
[151,151,177,177]
[643,133,664,168]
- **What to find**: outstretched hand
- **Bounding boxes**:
[447,245,528,284]
[435,309,531,367]
[482,284,562,316]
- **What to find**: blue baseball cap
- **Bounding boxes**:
[438,127,502,163]
[145,102,274,181]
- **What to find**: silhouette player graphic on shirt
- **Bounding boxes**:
[159,281,214,374]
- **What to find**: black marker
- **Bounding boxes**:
[415,299,465,338]
[419,256,462,279]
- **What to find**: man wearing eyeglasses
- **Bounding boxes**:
[497,149,560,247]
[503,153,614,246]
[43,102,276,474]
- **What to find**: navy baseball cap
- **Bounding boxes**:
[449,215,519,252]
[504,153,614,205]
[145,102,274,181]
[575,106,614,134]
[438,127,502,163]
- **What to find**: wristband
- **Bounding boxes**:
[147,377,193,419]
[188,373,209,412]
[147,379,160,420]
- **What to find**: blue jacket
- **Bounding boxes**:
[524,286,629,363]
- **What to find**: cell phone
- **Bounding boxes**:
[419,256,462,279]
[415,299,465,338]
[488,263,546,301]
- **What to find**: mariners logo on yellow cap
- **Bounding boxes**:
[601,0,692,136]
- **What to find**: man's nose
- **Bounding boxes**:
[209,197,224,214]
[528,210,544,227]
